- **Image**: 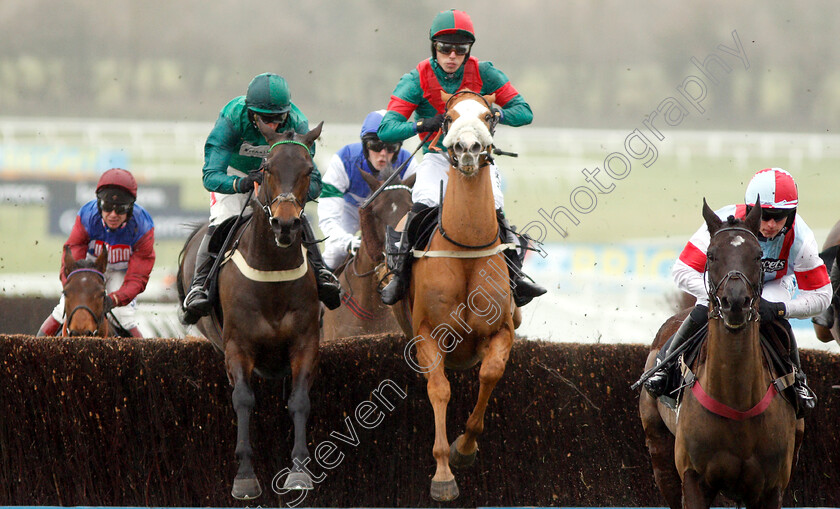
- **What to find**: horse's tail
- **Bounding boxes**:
[176,222,207,305]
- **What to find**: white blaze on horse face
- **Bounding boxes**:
[442,99,494,174]
[731,235,745,247]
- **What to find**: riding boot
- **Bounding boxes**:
[497,210,547,307]
[812,304,835,329]
[788,331,817,417]
[183,225,216,323]
[381,214,415,306]
[644,304,709,398]
[36,315,62,337]
[301,212,342,310]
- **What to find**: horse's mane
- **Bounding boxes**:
[358,205,376,245]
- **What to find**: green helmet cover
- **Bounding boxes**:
[245,73,291,114]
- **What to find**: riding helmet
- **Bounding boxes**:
[245,73,292,115]
[744,167,798,230]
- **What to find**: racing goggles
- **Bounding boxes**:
[366,140,401,153]
[258,112,289,125]
[99,199,132,215]
[760,208,789,222]
[434,41,471,56]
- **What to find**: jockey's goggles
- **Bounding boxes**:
[434,41,471,56]
[257,112,289,125]
[99,199,132,215]
[365,140,401,153]
[760,208,789,222]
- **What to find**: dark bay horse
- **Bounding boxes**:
[640,201,802,509]
[177,120,323,500]
[62,245,110,337]
[392,90,521,502]
[321,170,415,340]
[812,218,840,347]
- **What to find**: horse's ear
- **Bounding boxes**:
[95,246,108,273]
[483,94,496,106]
[441,91,452,105]
[63,246,76,277]
[744,194,762,234]
[702,198,723,236]
[302,121,323,148]
[360,169,380,192]
[402,172,417,188]
[255,115,280,144]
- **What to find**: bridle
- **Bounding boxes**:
[353,183,412,278]
[252,140,311,222]
[705,226,763,322]
[63,268,107,336]
[441,90,498,171]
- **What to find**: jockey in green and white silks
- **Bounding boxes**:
[378,9,546,308]
[182,73,341,323]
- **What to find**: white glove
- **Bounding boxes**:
[346,236,362,255]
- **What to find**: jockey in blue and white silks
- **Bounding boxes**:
[318,110,419,269]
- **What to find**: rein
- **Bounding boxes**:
[436,181,500,250]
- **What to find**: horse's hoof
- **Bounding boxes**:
[283,471,314,490]
[449,435,477,469]
[430,478,459,502]
[231,476,262,500]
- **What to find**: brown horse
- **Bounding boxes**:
[177,120,323,500]
[321,170,415,340]
[392,90,520,502]
[812,218,840,347]
[62,245,110,337]
[640,201,803,509]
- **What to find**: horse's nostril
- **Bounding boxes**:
[470,141,482,154]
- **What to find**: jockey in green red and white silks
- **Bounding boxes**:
[202,95,322,226]
[379,56,532,154]
[378,56,532,208]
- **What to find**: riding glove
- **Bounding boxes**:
[415,113,445,133]
[236,169,264,193]
[104,294,116,314]
[758,297,786,322]
[491,104,504,123]
[347,236,362,255]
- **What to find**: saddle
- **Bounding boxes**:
[660,319,799,413]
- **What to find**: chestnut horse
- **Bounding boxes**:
[62,245,110,337]
[812,218,840,347]
[392,90,520,502]
[640,201,803,509]
[177,120,323,500]
[321,170,415,340]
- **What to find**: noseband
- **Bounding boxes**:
[64,268,107,336]
[705,226,762,322]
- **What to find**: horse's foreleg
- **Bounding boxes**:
[452,326,513,468]
[226,343,261,500]
[283,335,319,490]
[415,322,458,502]
[682,469,716,509]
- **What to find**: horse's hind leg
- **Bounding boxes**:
[226,343,262,500]
[451,327,513,469]
[282,332,320,490]
[639,390,681,508]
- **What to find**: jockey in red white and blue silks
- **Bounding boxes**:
[318,110,419,269]
[48,170,155,334]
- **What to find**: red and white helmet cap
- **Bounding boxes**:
[744,167,798,209]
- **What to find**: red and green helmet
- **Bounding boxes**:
[245,73,292,115]
[429,9,475,44]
